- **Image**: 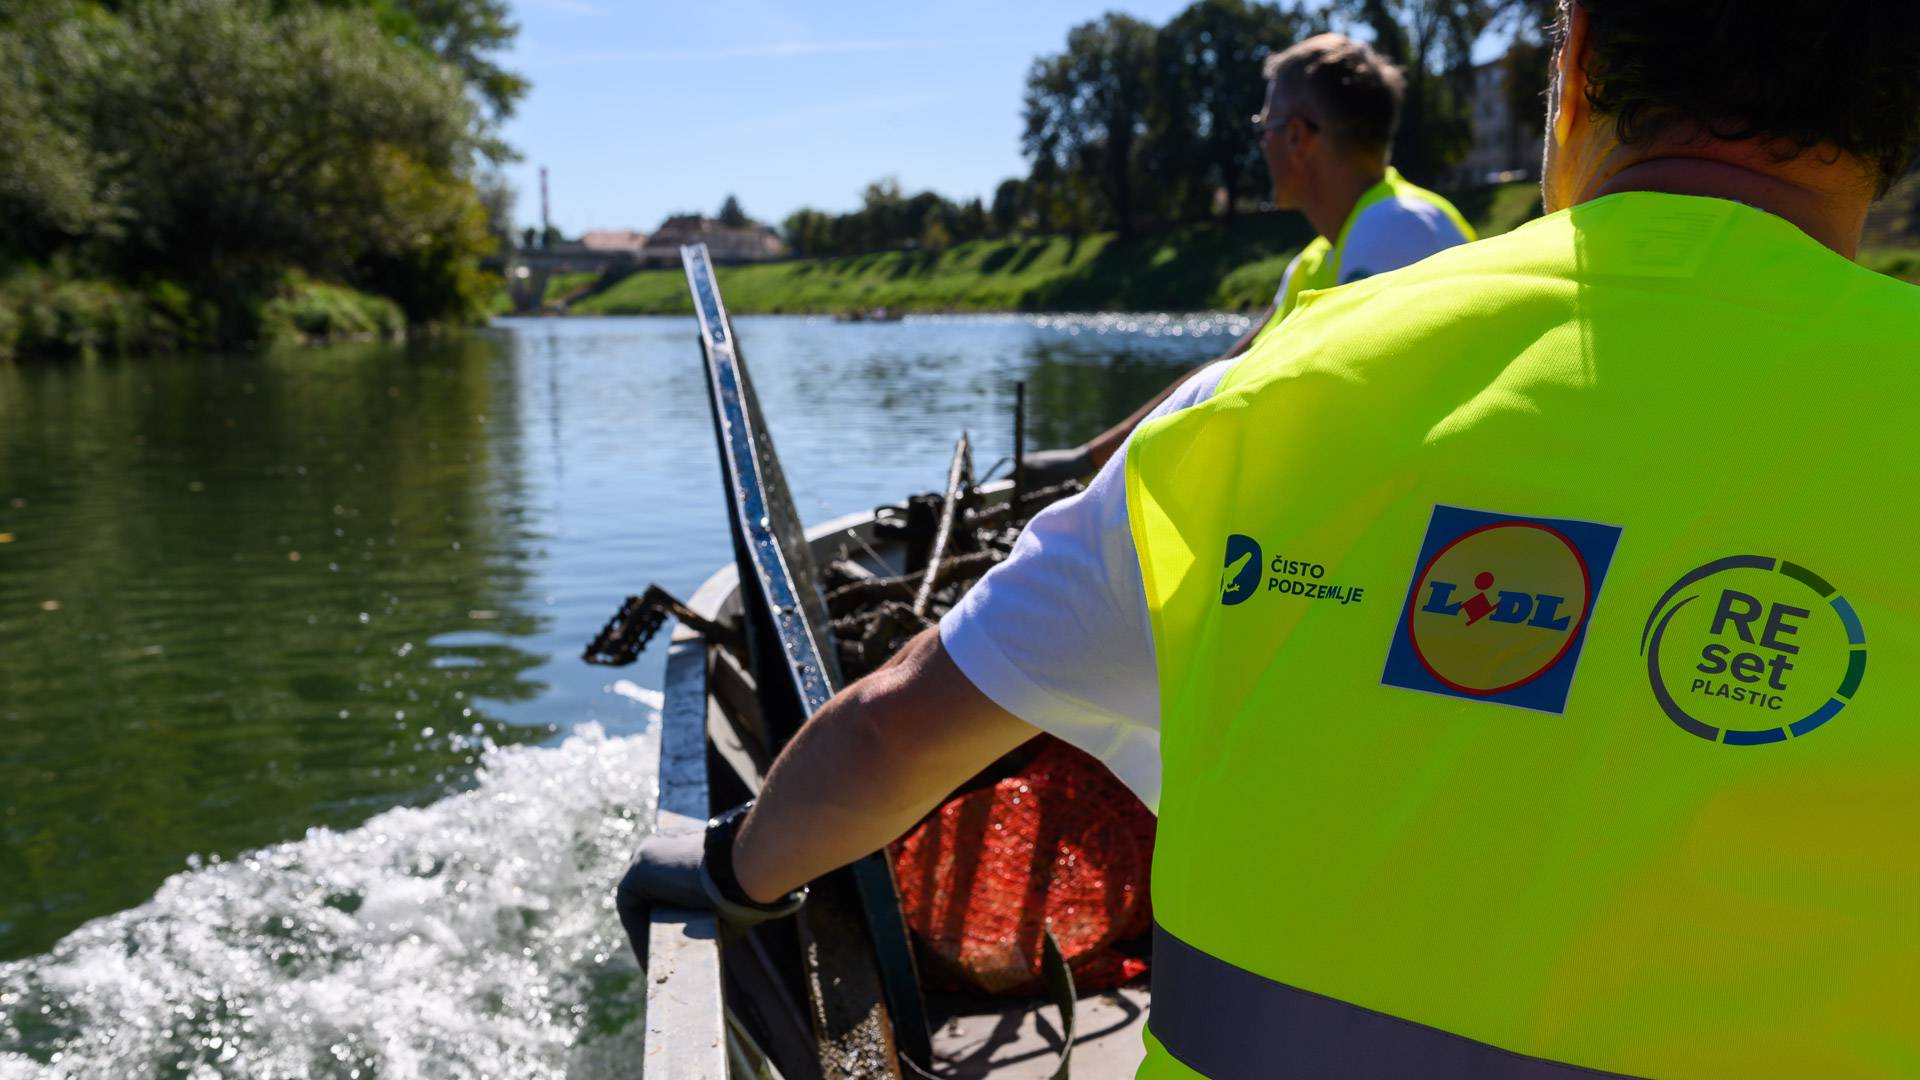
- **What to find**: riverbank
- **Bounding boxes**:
[567,183,1538,316]
[563,180,1920,317]
[0,267,414,361]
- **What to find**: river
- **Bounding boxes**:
[0,313,1246,1077]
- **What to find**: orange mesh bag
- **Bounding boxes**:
[890,737,1155,995]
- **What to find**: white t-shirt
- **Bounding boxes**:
[942,196,1469,813]
[1272,194,1470,307]
[938,359,1237,813]
[944,191,1466,807]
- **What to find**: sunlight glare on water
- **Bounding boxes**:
[0,707,658,1080]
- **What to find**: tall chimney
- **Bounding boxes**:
[540,166,551,249]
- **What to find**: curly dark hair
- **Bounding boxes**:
[1559,1,1920,194]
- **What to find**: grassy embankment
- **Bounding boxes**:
[571,179,1920,317]
[543,271,601,304]
[574,183,1530,316]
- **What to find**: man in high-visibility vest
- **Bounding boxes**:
[629,2,1920,1075]
[1023,32,1473,486]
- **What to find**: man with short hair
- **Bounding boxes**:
[1256,33,1472,325]
[635,2,1920,1075]
[1025,32,1473,483]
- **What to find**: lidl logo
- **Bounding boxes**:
[1382,505,1623,713]
[1221,534,1262,606]
[1641,555,1867,745]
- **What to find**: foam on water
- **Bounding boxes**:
[0,697,662,1080]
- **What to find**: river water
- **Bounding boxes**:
[0,313,1246,1078]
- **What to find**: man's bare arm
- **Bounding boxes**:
[731,628,1038,903]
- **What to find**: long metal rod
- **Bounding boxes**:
[1012,381,1027,505]
[680,243,931,1076]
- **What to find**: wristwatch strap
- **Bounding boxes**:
[701,801,807,920]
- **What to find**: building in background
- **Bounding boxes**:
[1456,58,1542,186]
[639,216,787,267]
[579,229,650,256]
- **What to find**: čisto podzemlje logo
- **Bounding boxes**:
[1642,555,1868,745]
[1220,534,1262,606]
[1219,534,1366,607]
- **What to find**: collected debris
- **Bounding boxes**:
[822,461,1082,680]
[819,418,1154,1001]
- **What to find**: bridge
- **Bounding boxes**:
[491,247,644,313]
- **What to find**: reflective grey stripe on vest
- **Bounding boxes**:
[1149,923,1643,1079]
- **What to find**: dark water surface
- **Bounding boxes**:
[0,313,1243,1076]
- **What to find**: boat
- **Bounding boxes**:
[602,244,1152,1078]
[833,305,906,323]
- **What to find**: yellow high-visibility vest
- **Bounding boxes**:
[1260,166,1475,348]
[1125,192,1918,1078]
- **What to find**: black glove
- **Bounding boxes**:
[1020,444,1095,488]
[616,802,807,934]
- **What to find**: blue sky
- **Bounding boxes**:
[499,0,1275,235]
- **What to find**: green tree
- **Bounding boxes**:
[370,0,527,122]
[477,170,517,253]
[782,209,811,255]
[955,197,988,242]
[861,177,907,247]
[1152,0,1306,222]
[904,190,948,244]
[718,194,748,227]
[1494,0,1555,163]
[0,5,125,257]
[1023,13,1161,235]
[1341,0,1492,184]
[0,0,510,335]
[782,208,837,257]
[989,178,1025,236]
[93,4,484,292]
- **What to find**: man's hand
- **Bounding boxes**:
[1020,444,1096,488]
[617,812,806,930]
[620,827,710,913]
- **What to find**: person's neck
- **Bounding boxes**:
[1586,151,1871,259]
[1303,161,1387,243]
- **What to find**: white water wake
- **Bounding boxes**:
[0,697,661,1079]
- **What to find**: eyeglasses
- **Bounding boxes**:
[1251,111,1320,141]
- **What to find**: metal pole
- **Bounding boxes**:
[1012,380,1027,504]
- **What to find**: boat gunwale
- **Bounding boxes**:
[642,485,1015,1077]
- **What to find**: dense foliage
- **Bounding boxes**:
[785,0,1555,255]
[784,180,988,260]
[0,0,521,357]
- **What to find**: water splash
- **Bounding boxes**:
[0,715,659,1079]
